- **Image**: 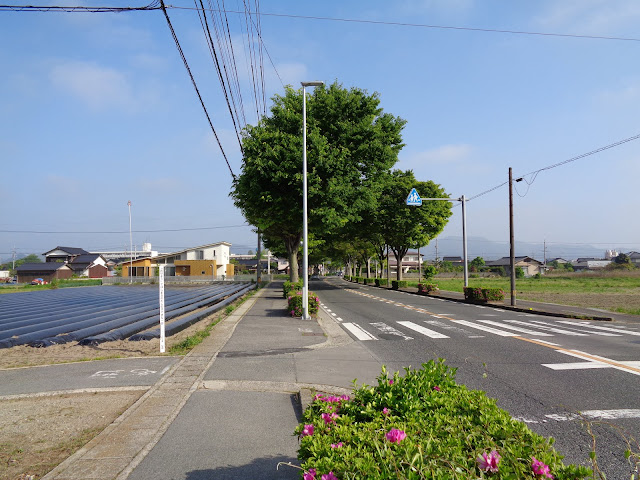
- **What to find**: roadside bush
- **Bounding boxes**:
[295,360,591,479]
[423,265,437,280]
[464,287,505,302]
[283,279,303,298]
[364,278,375,285]
[391,280,408,290]
[287,291,320,317]
[483,288,505,301]
[418,282,438,294]
[374,278,382,287]
[516,266,525,278]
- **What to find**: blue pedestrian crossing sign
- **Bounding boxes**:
[406,188,422,206]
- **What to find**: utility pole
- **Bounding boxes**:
[508,168,523,306]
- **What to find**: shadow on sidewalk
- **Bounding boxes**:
[185,455,301,480]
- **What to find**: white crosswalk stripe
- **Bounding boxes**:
[397,321,450,339]
[342,323,377,341]
[478,320,554,336]
[557,321,640,336]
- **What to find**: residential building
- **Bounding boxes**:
[16,262,74,283]
[43,246,90,263]
[121,241,233,278]
[485,256,543,277]
[387,250,424,274]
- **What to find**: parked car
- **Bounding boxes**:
[31,278,45,285]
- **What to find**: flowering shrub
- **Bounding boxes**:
[287,291,320,317]
[418,282,438,294]
[463,287,505,302]
[283,279,303,298]
[295,360,590,479]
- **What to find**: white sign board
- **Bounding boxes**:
[406,188,422,206]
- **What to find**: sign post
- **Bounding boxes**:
[159,264,165,353]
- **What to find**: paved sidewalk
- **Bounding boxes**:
[43,282,382,480]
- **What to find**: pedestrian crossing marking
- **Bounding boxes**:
[397,321,450,339]
[478,320,554,336]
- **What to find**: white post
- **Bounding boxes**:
[128,200,133,284]
[302,84,309,319]
[159,264,165,353]
[300,80,324,320]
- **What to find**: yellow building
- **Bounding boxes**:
[121,242,234,278]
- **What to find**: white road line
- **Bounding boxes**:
[336,317,343,323]
[550,349,640,376]
[478,320,553,336]
[543,362,610,370]
[557,321,640,336]
[370,322,413,340]
[342,323,377,341]
[425,320,475,335]
[506,320,589,336]
[397,321,450,339]
[450,319,519,337]
[331,313,337,317]
[527,320,621,336]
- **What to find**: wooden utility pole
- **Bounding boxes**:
[509,168,516,306]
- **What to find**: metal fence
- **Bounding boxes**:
[101,274,275,285]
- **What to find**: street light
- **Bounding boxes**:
[301,80,324,320]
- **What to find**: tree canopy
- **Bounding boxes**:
[231,82,406,281]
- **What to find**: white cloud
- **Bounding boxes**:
[49,61,137,112]
[405,144,473,165]
[534,0,640,34]
[598,80,640,106]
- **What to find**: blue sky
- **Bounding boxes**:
[2,0,640,262]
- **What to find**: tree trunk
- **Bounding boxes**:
[396,255,403,281]
[285,235,301,283]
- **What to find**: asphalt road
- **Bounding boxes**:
[0,356,179,396]
[314,277,640,479]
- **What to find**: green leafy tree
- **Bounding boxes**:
[515,266,525,278]
[231,82,406,282]
[423,265,437,280]
[470,256,485,271]
[375,170,452,281]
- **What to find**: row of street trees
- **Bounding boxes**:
[231,82,452,282]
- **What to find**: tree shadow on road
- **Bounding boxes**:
[184,454,301,480]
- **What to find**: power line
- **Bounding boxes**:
[159,0,237,180]
[0,1,162,12]
[163,5,640,43]
[0,224,249,234]
[468,132,640,202]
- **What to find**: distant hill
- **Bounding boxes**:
[420,236,629,263]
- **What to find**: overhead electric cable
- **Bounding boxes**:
[0,224,249,234]
[162,5,640,43]
[467,132,640,202]
[194,0,244,151]
[159,0,236,180]
[0,1,161,12]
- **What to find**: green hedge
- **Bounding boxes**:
[391,280,408,290]
[295,360,590,479]
[464,287,505,302]
[364,278,375,285]
[283,279,303,298]
[287,290,319,317]
[418,282,438,294]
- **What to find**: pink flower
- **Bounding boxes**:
[303,468,316,480]
[433,385,441,391]
[321,473,338,480]
[330,442,344,448]
[300,424,314,438]
[321,412,338,424]
[389,380,394,385]
[531,457,554,478]
[477,450,501,473]
[385,428,407,444]
[382,407,390,415]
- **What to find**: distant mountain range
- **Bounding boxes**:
[420,236,635,262]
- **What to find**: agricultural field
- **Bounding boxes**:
[424,270,640,315]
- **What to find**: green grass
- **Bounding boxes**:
[0,278,102,294]
[409,270,640,296]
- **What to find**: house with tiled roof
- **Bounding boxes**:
[16,262,73,283]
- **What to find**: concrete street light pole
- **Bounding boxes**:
[301,81,324,320]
